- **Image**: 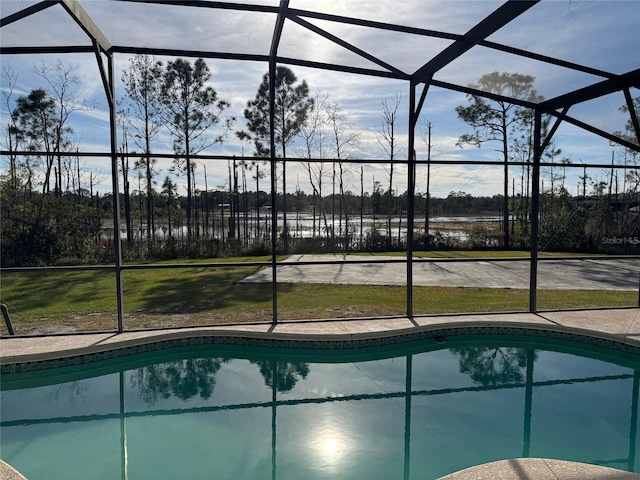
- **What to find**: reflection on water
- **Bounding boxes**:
[252,360,310,393]
[309,422,352,474]
[1,336,639,480]
[131,358,227,405]
[451,346,531,386]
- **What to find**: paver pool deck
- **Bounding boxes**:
[2,254,640,480]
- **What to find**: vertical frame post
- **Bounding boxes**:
[108,53,125,332]
[529,109,542,313]
[268,0,287,324]
[406,82,417,318]
[269,60,278,324]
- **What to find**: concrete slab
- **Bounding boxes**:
[240,255,640,290]
[541,309,640,338]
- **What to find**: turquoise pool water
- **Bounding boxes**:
[1,335,639,480]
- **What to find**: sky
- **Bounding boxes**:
[0,0,638,199]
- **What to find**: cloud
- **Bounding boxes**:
[1,0,637,197]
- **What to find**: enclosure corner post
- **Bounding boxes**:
[107,53,125,332]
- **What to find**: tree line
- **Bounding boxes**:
[1,58,638,266]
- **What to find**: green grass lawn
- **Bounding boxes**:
[1,254,636,335]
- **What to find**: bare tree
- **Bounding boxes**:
[1,66,22,190]
[118,122,134,243]
[299,93,330,238]
[162,175,178,239]
[34,60,96,197]
[420,120,434,238]
[376,92,402,241]
[326,101,359,247]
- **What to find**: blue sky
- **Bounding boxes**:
[1,0,638,198]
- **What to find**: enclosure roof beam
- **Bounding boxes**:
[548,110,640,152]
[277,56,404,80]
[112,45,268,63]
[111,0,457,47]
[540,106,570,153]
[60,0,112,52]
[286,14,408,78]
[0,1,59,27]
[623,88,640,146]
[2,0,615,88]
[539,69,640,112]
[289,7,461,42]
[290,6,613,81]
[93,40,113,105]
[270,0,289,63]
[411,0,539,84]
[430,79,538,110]
[113,46,406,79]
[0,46,95,55]
[412,78,433,128]
[114,0,279,15]
[478,39,616,80]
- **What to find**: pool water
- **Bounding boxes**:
[1,335,639,480]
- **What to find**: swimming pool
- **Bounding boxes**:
[1,334,639,480]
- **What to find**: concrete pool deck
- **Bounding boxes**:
[1,308,639,365]
[2,308,640,480]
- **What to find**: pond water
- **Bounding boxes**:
[104,213,503,241]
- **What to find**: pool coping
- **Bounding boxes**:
[438,458,640,479]
[2,308,639,373]
[0,460,27,480]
